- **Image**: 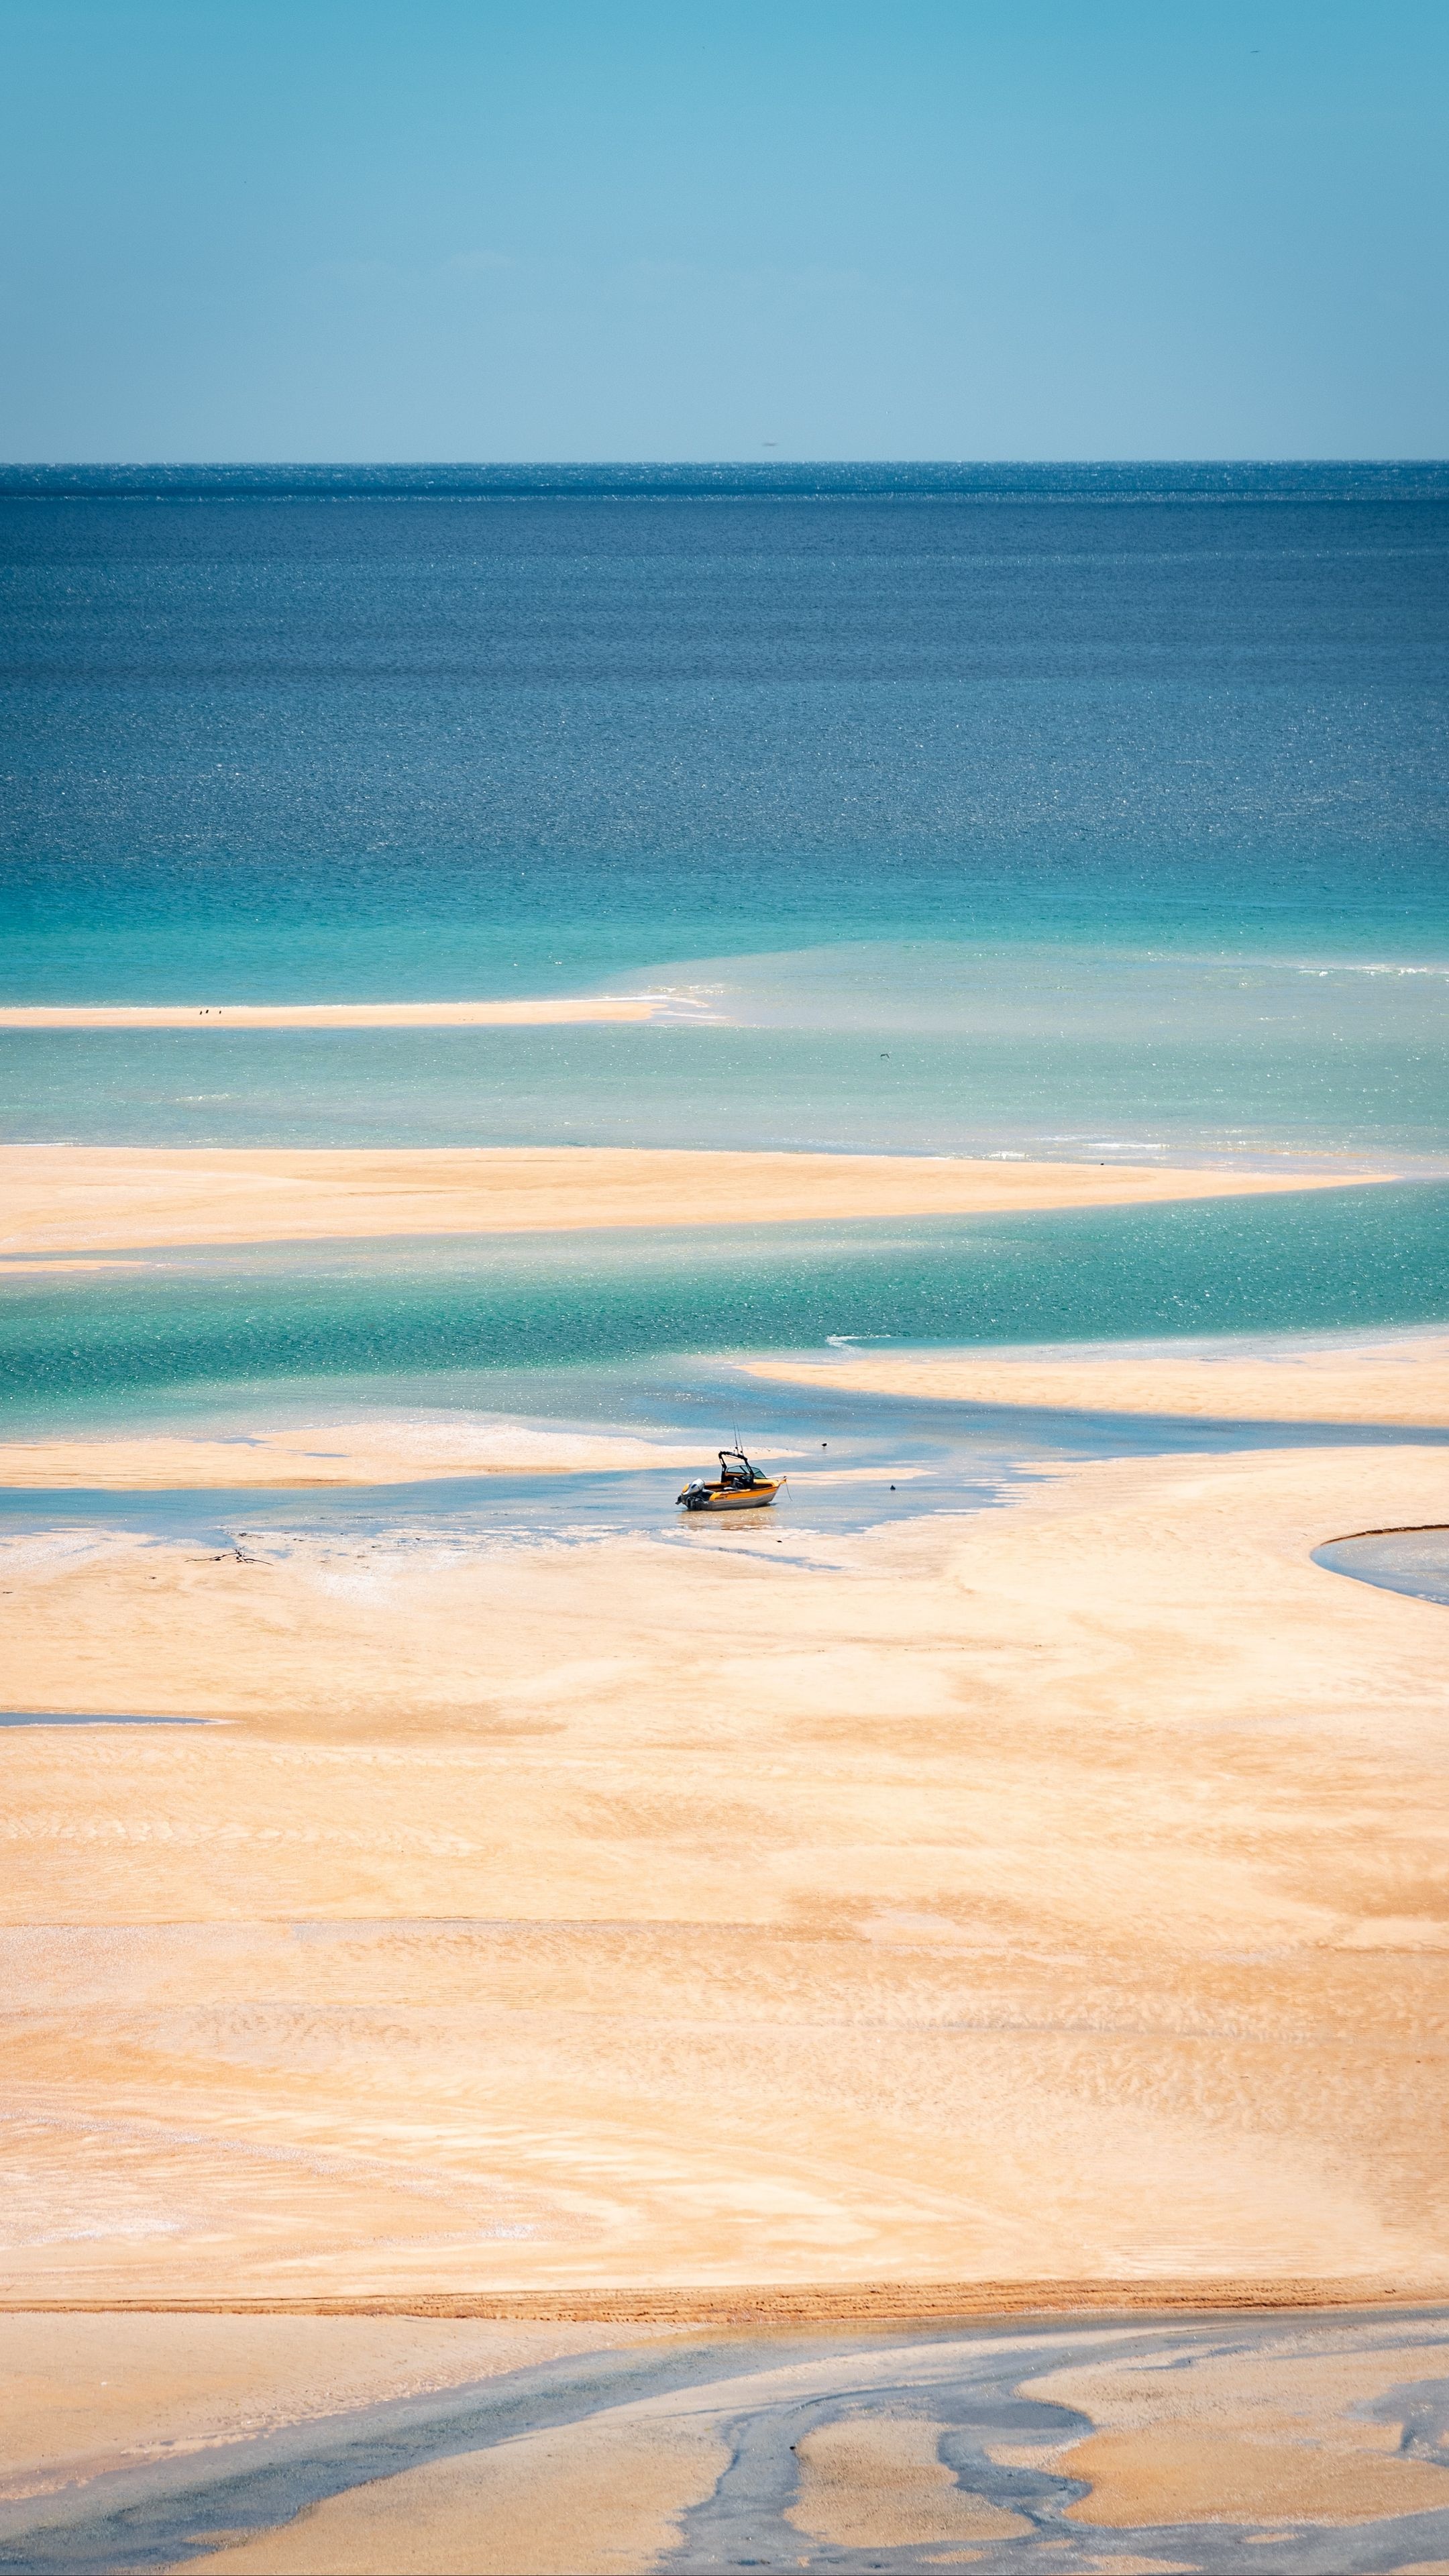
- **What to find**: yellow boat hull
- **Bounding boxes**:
[679,1479,782,1513]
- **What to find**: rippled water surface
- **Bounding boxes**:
[4,464,1447,1432]
[4,463,1448,1158]
[5,1189,1449,1428]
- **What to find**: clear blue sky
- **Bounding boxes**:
[3,0,1445,460]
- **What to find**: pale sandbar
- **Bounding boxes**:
[0,1418,710,1490]
[745,1328,1449,1428]
[0,994,706,1030]
[0,1142,1384,1256]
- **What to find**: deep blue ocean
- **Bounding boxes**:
[5,462,1448,1000]
[3,464,1447,1456]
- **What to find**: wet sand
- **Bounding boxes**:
[1,2309,1445,2571]
[1033,2327,1449,2532]
[0,1143,1379,1256]
[0,2312,667,2510]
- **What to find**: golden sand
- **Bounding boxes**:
[1028,2335,1449,2526]
[746,1329,1449,1428]
[0,996,691,1030]
[785,2416,1030,2548]
[0,2312,666,2507]
[3,1338,1448,2298]
[0,1142,1379,1256]
[183,2406,729,2576]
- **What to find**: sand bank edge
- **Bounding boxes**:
[5,2279,1442,2326]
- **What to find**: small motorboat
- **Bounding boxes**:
[677,1448,784,1513]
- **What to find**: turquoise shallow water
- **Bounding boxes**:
[3,466,1446,1448]
[5,950,1448,1163]
[7,1305,1444,1572]
[5,1187,1447,1428]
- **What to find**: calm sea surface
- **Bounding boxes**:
[3,464,1446,1442]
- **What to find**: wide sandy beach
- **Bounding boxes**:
[6,1307,1449,2562]
[5,1330,1448,2303]
[0,1141,1381,1258]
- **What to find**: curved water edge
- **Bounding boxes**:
[1313,1525,1449,1610]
